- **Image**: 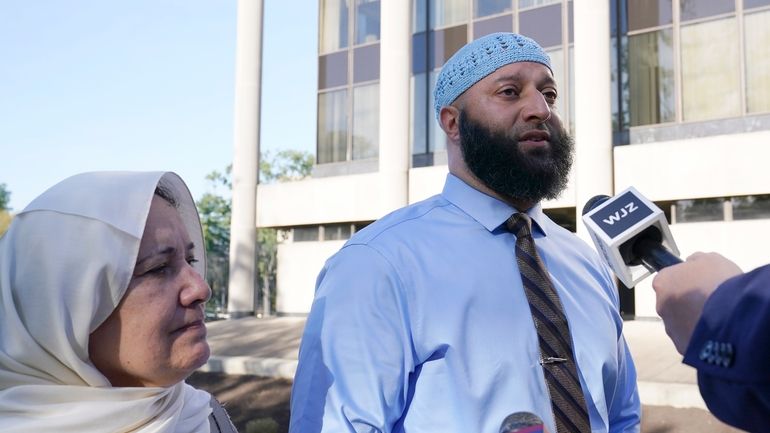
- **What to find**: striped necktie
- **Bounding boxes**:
[506,213,592,433]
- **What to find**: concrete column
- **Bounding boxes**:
[377,0,411,214]
[228,0,263,317]
[573,2,613,239]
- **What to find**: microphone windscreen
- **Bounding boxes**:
[582,194,611,216]
[499,411,546,433]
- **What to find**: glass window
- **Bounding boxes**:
[318,90,349,163]
[628,29,675,126]
[321,0,350,53]
[475,0,512,18]
[352,83,379,160]
[560,46,575,133]
[411,73,429,155]
[567,1,575,43]
[429,70,448,152]
[744,10,770,114]
[355,0,380,44]
[543,207,577,232]
[353,44,380,83]
[430,0,468,29]
[429,25,468,70]
[733,195,770,220]
[611,35,630,131]
[323,223,353,240]
[680,0,734,22]
[519,0,560,9]
[627,0,672,31]
[414,0,428,33]
[746,0,770,9]
[519,4,562,48]
[413,32,429,74]
[681,18,740,121]
[318,51,349,89]
[473,14,513,39]
[353,221,372,232]
[675,198,724,223]
[294,226,320,242]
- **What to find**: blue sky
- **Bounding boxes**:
[0,0,317,211]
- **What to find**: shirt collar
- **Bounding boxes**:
[441,173,549,236]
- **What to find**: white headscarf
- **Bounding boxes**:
[0,171,212,433]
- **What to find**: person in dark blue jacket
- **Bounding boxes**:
[653,252,770,433]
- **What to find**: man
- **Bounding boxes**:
[653,252,770,432]
[290,33,640,433]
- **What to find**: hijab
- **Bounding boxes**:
[0,171,212,432]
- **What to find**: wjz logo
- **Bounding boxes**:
[602,202,639,225]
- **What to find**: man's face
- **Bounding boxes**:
[457,62,573,204]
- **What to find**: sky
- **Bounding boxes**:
[0,0,318,211]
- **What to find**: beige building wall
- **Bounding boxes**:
[275,240,344,315]
[257,174,387,227]
[614,131,770,200]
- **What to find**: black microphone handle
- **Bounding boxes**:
[634,237,683,272]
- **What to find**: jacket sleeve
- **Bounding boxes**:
[683,264,770,432]
[289,244,415,433]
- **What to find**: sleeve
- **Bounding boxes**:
[683,264,770,432]
[289,244,415,433]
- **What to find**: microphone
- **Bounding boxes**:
[499,411,549,433]
[581,186,682,287]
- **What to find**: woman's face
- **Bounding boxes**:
[89,195,211,387]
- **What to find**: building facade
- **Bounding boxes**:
[248,0,770,318]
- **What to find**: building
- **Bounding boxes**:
[234,0,770,318]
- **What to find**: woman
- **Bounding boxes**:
[0,171,237,432]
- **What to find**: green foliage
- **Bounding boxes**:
[0,184,12,237]
[197,150,312,315]
[259,149,313,184]
[245,418,279,433]
[0,183,10,211]
[197,191,231,310]
[206,165,232,189]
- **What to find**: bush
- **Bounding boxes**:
[245,418,280,433]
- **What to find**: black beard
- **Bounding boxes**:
[458,109,574,204]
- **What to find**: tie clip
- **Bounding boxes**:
[540,357,568,365]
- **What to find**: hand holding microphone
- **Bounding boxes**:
[582,187,742,354]
[652,252,742,354]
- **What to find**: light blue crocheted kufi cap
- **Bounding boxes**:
[433,32,552,119]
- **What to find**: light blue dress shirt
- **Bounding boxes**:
[290,174,640,433]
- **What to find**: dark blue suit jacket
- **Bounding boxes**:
[683,264,770,432]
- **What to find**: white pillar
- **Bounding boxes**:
[573,2,613,239]
[228,0,263,317]
[377,0,411,213]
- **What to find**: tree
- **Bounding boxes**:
[0,183,10,212]
[259,149,314,184]
[0,184,12,236]
[197,168,232,313]
[197,150,312,317]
